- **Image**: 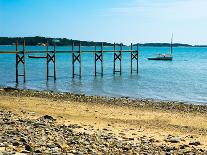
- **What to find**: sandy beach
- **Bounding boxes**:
[0,88,207,154]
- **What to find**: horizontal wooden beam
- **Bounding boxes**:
[0,50,138,54]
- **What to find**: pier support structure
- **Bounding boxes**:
[113,43,122,75]
[72,42,82,78]
[130,43,139,74]
[94,43,103,76]
[46,42,56,80]
[16,40,26,83]
[10,40,140,83]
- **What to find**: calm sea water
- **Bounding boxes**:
[0,45,207,104]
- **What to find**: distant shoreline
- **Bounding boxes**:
[1,36,207,47]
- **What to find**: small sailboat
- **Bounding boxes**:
[148,35,173,61]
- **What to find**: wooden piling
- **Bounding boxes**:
[94,43,97,76]
[113,43,122,75]
[54,43,56,80]
[113,43,116,74]
[130,43,133,74]
[101,42,103,76]
[46,41,49,80]
[130,43,139,74]
[94,43,103,76]
[137,44,139,73]
[79,42,82,78]
[15,41,19,83]
[120,43,122,75]
[72,42,81,78]
[23,40,26,82]
[72,42,75,78]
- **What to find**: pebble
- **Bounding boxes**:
[166,136,181,143]
[189,140,201,146]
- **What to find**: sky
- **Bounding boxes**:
[0,0,207,45]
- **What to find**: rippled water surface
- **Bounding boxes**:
[0,45,207,104]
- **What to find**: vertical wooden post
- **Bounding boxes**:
[130,43,133,74]
[101,42,103,76]
[120,43,122,75]
[23,40,26,82]
[113,43,116,74]
[79,42,82,78]
[15,40,19,83]
[54,43,56,80]
[46,41,49,80]
[137,44,139,73]
[94,43,97,76]
[72,42,75,78]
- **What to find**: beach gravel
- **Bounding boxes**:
[0,109,206,154]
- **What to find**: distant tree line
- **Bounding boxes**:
[0,36,116,46]
[0,37,199,47]
[135,43,193,47]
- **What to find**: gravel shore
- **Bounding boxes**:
[0,87,207,154]
[0,109,206,155]
[1,87,207,114]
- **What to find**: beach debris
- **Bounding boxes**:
[165,135,181,143]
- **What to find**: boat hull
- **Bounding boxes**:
[28,55,47,59]
[148,57,173,61]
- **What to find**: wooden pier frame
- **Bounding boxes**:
[94,43,104,76]
[46,42,56,80]
[16,40,26,83]
[1,40,140,83]
[72,42,82,78]
[130,43,139,73]
[113,43,122,75]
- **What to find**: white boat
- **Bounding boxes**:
[148,53,172,60]
[148,34,173,61]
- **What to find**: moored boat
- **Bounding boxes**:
[28,55,47,59]
[148,34,173,61]
[148,54,172,61]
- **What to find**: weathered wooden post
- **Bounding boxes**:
[137,43,139,73]
[113,43,122,75]
[79,42,82,78]
[120,43,122,75]
[72,42,81,78]
[101,43,104,76]
[46,41,49,80]
[130,43,133,74]
[130,43,139,74]
[72,42,75,78]
[94,42,104,76]
[54,43,56,80]
[15,40,26,83]
[46,41,56,80]
[113,43,116,74]
[94,43,97,76]
[23,40,26,82]
[15,40,19,83]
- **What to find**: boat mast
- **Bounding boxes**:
[171,33,173,55]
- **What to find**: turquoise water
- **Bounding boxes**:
[0,45,207,104]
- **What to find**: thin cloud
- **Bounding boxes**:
[109,0,207,20]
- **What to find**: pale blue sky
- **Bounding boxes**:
[0,0,207,44]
